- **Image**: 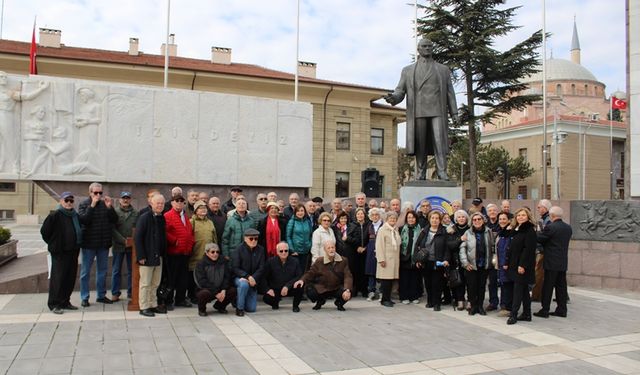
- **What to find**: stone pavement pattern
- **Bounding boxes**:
[0,287,639,375]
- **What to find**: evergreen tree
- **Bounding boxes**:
[417,0,543,196]
[476,145,535,199]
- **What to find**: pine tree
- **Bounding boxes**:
[417,0,543,196]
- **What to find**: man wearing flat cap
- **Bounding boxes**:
[111,191,138,302]
[41,191,82,314]
[231,227,266,316]
[223,186,243,214]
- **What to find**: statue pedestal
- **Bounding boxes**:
[399,180,462,211]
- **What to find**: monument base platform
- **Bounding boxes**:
[399,180,462,211]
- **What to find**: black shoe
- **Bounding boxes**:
[468,307,477,316]
[166,304,174,311]
[533,310,549,318]
[478,307,487,316]
[175,300,193,308]
[215,307,228,314]
[433,305,441,312]
[139,309,155,317]
[63,303,78,310]
[517,313,532,321]
[271,304,280,310]
[81,300,90,307]
[96,297,113,304]
[235,309,245,317]
[292,306,300,313]
[52,307,64,315]
[336,304,346,311]
[198,310,208,317]
[550,311,567,318]
[426,303,434,308]
[312,301,325,310]
[507,316,517,325]
[190,298,198,305]
[152,306,167,314]
[381,301,394,308]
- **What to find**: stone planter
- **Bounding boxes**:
[0,240,18,266]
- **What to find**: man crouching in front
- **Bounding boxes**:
[294,239,352,311]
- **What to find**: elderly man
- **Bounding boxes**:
[78,182,118,307]
[416,199,432,228]
[207,197,226,245]
[135,193,167,317]
[194,243,236,316]
[368,199,378,209]
[185,189,199,218]
[532,199,553,301]
[198,191,210,203]
[223,186,243,214]
[111,191,138,301]
[534,207,573,318]
[231,228,266,316]
[249,193,269,223]
[283,193,300,220]
[330,198,343,223]
[263,242,304,312]
[501,200,513,219]
[294,240,353,311]
[349,192,368,222]
[41,191,82,314]
[389,199,402,216]
[267,191,278,203]
[222,198,255,258]
[164,194,195,308]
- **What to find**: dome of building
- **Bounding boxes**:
[611,90,626,99]
[521,58,599,83]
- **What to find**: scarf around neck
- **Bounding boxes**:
[57,204,82,245]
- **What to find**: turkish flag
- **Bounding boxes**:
[29,20,37,75]
[612,97,627,110]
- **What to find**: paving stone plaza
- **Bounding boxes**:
[1,285,639,375]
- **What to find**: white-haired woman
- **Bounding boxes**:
[364,208,385,301]
[447,210,470,311]
[376,211,400,307]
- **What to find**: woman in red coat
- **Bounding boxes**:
[164,195,195,308]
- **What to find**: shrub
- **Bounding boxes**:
[0,226,11,245]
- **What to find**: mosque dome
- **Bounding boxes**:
[521,58,599,84]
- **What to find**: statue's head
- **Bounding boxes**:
[417,38,434,59]
[0,71,7,85]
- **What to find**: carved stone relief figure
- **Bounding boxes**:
[71,87,104,175]
[22,105,49,170]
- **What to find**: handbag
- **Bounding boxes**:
[413,244,430,264]
[447,267,463,288]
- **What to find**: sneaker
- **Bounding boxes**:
[411,299,420,305]
[401,300,410,305]
[52,307,64,315]
[366,292,375,301]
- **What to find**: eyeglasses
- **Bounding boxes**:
[321,219,331,222]
[258,197,268,201]
[278,249,289,253]
[209,250,220,254]
[472,218,484,222]
[247,237,258,241]
[92,191,103,195]
[64,198,74,203]
[175,199,185,203]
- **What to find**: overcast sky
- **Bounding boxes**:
[1,0,627,146]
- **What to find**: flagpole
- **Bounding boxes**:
[414,0,418,58]
[0,0,5,39]
[609,95,614,199]
[163,0,171,89]
[294,0,300,102]
[542,0,548,199]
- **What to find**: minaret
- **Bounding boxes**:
[570,17,581,65]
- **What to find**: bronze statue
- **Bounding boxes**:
[384,39,458,181]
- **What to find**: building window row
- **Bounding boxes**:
[335,122,385,155]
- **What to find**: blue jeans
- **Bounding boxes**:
[111,251,132,297]
[488,269,499,307]
[234,278,257,312]
[80,248,109,301]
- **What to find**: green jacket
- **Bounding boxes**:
[112,205,138,253]
[190,216,217,271]
[221,212,255,257]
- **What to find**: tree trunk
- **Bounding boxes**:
[466,74,478,197]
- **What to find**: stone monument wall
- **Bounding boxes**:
[0,73,313,187]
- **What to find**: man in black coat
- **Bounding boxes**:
[207,196,227,245]
[135,193,168,317]
[77,182,118,307]
[41,192,82,314]
[534,206,573,318]
[194,243,236,316]
[231,228,266,317]
[263,242,303,312]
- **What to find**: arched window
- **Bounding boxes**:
[571,84,576,95]
[556,84,563,96]
[584,84,589,96]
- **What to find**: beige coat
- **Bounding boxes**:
[375,222,400,279]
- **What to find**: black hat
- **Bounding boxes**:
[472,197,483,205]
[230,186,243,192]
[120,191,132,198]
[311,196,323,203]
[172,194,185,201]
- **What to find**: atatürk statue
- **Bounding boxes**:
[384,39,458,181]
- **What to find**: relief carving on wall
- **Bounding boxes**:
[571,200,640,242]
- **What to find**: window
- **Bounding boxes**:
[336,122,350,150]
[465,189,471,199]
[517,185,528,199]
[479,187,487,199]
[571,84,576,95]
[555,84,563,96]
[0,182,16,192]
[584,84,588,96]
[335,172,350,198]
[541,145,551,167]
[371,128,384,155]
[0,210,15,220]
[518,148,528,161]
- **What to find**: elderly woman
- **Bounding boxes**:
[447,210,470,311]
[460,212,495,316]
[311,212,336,262]
[496,212,513,317]
[332,211,350,256]
[365,208,384,301]
[346,207,370,298]
[415,210,449,311]
[399,210,422,304]
[286,203,313,271]
[507,208,537,325]
[257,202,287,258]
[189,200,217,304]
[376,211,400,307]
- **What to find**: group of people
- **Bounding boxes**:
[41,185,572,325]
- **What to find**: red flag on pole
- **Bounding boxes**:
[611,96,627,110]
[29,18,37,75]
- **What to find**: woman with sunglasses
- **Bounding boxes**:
[311,212,336,263]
[459,212,496,316]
